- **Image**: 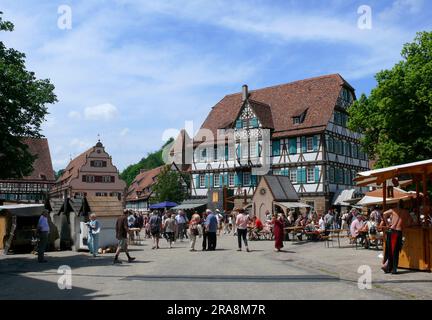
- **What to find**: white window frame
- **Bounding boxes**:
[214,173,220,187]
[290,169,297,184]
[86,175,95,183]
[241,142,249,159]
[228,172,235,186]
[306,137,314,152]
[199,175,206,188]
[250,142,257,158]
[307,167,314,183]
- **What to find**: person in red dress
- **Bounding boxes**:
[273,213,285,252]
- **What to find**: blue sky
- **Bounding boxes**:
[2,0,431,171]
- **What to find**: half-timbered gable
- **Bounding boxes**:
[181,74,370,212]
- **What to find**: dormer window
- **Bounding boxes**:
[293,109,307,125]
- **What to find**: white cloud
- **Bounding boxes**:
[68,111,81,119]
[380,0,424,20]
[120,128,130,136]
[84,103,118,121]
[69,138,92,150]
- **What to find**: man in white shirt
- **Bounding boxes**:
[175,210,187,241]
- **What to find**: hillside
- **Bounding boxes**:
[120,138,173,186]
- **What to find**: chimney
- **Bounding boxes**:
[242,84,249,102]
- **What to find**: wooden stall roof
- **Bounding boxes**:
[355,159,432,187]
[85,196,123,217]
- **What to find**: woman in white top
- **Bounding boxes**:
[235,209,250,252]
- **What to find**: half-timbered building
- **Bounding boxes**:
[179,74,369,212]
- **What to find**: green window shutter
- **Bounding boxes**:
[302,168,307,183]
[314,166,320,183]
[251,174,257,186]
[256,141,260,157]
[225,145,229,160]
[301,137,307,153]
[234,173,239,186]
[313,136,318,152]
[236,144,241,159]
[272,140,280,156]
[237,172,243,186]
[288,138,297,154]
[205,175,209,188]
[210,175,214,187]
[195,175,200,189]
[251,117,258,128]
[328,136,333,153]
[219,174,223,186]
[235,119,242,129]
[340,140,344,155]
[296,168,302,183]
[285,168,290,176]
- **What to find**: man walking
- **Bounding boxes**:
[113,210,136,264]
[205,209,218,251]
[382,200,413,274]
[175,210,187,241]
[149,211,162,249]
[37,210,50,263]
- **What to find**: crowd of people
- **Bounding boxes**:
[34,200,414,274]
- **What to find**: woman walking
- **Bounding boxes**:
[188,213,201,251]
[87,213,101,257]
[235,208,250,252]
[273,213,285,252]
[163,212,176,249]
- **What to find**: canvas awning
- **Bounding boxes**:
[332,189,356,206]
[172,203,206,210]
[275,202,311,209]
[149,201,178,209]
[355,159,432,187]
[356,188,418,206]
[0,204,45,217]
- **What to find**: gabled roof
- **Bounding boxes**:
[20,137,55,182]
[198,74,353,140]
[57,146,94,184]
[82,196,123,217]
[126,166,164,201]
[262,175,299,201]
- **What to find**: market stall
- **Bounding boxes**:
[0,204,57,254]
[355,159,432,271]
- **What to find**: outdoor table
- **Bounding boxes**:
[328,229,346,248]
[284,226,304,241]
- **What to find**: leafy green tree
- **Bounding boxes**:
[348,31,432,168]
[152,165,189,203]
[120,138,174,186]
[0,12,57,178]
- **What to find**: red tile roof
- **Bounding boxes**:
[57,147,94,184]
[126,166,164,201]
[21,137,55,182]
[198,74,353,140]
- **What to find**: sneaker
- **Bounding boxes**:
[128,257,136,263]
[246,248,250,252]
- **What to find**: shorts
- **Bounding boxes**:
[118,238,127,249]
[165,232,174,241]
[151,229,160,237]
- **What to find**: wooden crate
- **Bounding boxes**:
[397,227,430,271]
[0,216,6,250]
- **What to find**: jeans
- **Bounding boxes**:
[38,231,49,262]
[88,233,99,256]
[237,229,248,249]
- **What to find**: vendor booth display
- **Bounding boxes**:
[51,196,122,251]
[0,204,58,254]
[355,159,432,271]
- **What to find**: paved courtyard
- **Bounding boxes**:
[1,234,431,300]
